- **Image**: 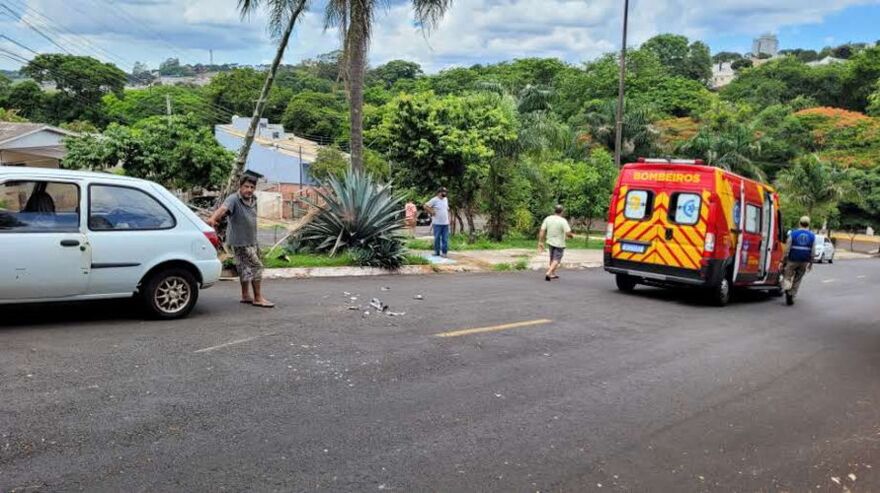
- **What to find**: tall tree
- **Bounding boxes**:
[20,54,126,124]
[324,0,452,171]
[678,124,767,180]
[221,0,310,201]
[575,99,657,163]
[63,115,234,190]
[775,155,855,226]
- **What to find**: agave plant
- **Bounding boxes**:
[298,169,407,269]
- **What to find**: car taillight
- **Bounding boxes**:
[204,231,221,249]
[704,232,715,253]
[605,223,614,241]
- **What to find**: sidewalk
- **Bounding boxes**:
[836,249,876,260]
[420,248,604,270]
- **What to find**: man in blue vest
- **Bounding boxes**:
[782,216,816,306]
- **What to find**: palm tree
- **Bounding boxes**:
[220,0,310,200]
[776,155,857,227]
[324,0,452,171]
[678,124,767,180]
[577,100,656,163]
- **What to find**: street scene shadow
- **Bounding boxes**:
[615,285,777,308]
[0,299,145,328]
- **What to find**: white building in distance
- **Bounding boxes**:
[752,33,779,57]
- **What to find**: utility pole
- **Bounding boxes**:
[165,94,172,117]
[299,145,304,189]
[614,0,630,168]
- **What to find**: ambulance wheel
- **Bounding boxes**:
[710,277,732,307]
[615,274,638,292]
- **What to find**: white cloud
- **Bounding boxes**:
[1,0,879,72]
[360,0,880,71]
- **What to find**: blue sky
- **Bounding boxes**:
[1,0,879,73]
[709,3,880,54]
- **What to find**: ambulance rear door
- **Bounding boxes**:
[613,186,663,265]
[662,189,709,272]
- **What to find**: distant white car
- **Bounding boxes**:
[0,167,222,319]
[814,234,835,264]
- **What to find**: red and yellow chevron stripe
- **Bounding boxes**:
[612,190,709,271]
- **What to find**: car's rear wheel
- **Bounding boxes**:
[710,277,732,307]
[141,268,199,320]
[615,274,638,292]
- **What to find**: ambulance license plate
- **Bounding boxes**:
[620,242,647,254]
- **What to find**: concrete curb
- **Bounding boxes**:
[220,263,483,281]
[220,261,603,281]
[220,253,875,281]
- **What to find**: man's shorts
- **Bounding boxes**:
[549,246,565,263]
[232,245,264,282]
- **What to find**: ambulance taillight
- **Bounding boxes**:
[704,233,716,254]
[604,223,614,251]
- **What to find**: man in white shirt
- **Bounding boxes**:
[538,204,574,281]
[424,187,450,257]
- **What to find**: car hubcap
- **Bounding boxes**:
[155,276,190,314]
[720,280,729,301]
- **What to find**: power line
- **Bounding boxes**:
[0,2,71,55]
[3,0,133,68]
[0,34,38,55]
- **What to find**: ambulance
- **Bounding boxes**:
[603,158,785,306]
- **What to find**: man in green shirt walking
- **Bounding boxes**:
[538,204,574,282]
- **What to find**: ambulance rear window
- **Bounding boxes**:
[624,190,653,220]
[669,193,702,225]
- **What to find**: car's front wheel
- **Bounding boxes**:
[141,268,199,320]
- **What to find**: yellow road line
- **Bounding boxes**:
[434,319,553,338]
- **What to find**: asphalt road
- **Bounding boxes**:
[2,260,879,492]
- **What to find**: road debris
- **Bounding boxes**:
[381,286,391,291]
[363,311,371,317]
[849,473,857,481]
[347,306,360,310]
[370,298,389,312]
[414,294,424,300]
[831,477,841,485]
[387,311,406,317]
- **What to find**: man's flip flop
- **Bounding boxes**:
[240,299,254,304]
[252,302,275,308]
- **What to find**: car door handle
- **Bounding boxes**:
[60,239,80,247]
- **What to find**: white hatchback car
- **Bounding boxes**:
[0,167,222,319]
[814,234,836,263]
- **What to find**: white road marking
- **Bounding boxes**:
[194,335,265,353]
[822,279,836,284]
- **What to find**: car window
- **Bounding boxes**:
[624,190,653,221]
[745,204,761,234]
[669,193,701,225]
[0,180,80,233]
[89,184,175,231]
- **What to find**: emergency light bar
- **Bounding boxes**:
[637,158,706,165]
